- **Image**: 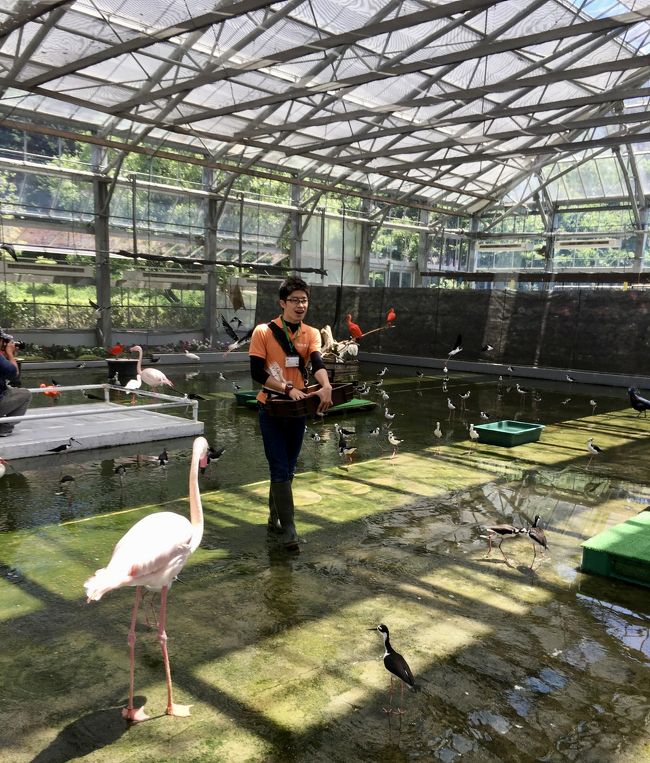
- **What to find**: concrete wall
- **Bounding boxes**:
[255,282,650,376]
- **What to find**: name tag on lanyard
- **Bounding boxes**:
[285,355,300,368]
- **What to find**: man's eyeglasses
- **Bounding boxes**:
[285,297,309,305]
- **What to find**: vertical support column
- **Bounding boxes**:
[415,209,429,287]
[467,215,479,273]
[290,181,302,272]
[632,205,648,275]
[203,167,218,345]
[545,206,557,275]
[319,207,326,284]
[93,166,112,347]
[358,198,372,286]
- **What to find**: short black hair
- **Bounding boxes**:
[279,276,310,301]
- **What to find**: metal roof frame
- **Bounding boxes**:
[1,0,649,216]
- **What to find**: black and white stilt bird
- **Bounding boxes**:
[448,334,462,359]
[378,367,388,377]
[447,398,456,419]
[468,423,479,448]
[527,514,548,569]
[338,438,356,464]
[433,421,443,445]
[387,431,403,458]
[587,437,603,467]
[416,369,424,379]
[480,522,526,567]
[589,399,597,415]
[481,343,494,353]
[566,374,575,383]
[459,391,470,409]
[47,437,80,454]
[370,624,416,715]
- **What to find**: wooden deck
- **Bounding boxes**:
[0,401,203,459]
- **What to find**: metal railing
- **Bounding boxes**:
[1,383,199,423]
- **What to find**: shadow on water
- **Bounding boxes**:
[30,706,134,763]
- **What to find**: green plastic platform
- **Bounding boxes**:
[241,396,376,415]
[474,420,544,447]
[581,511,650,588]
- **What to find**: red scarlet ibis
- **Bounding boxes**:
[345,314,363,339]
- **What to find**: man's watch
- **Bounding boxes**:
[284,383,294,395]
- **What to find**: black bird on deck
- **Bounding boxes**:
[370,624,417,714]
[47,437,80,454]
[628,387,650,417]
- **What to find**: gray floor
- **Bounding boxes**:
[0,402,203,459]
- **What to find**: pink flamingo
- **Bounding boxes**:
[84,436,209,722]
[129,345,174,392]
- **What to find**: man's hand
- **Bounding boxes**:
[315,384,332,414]
[4,340,16,360]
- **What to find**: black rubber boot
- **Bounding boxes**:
[267,486,282,533]
[270,480,300,551]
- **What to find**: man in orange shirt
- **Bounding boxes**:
[249,277,332,551]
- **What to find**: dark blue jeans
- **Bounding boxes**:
[258,404,306,483]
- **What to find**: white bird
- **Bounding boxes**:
[566,374,575,383]
[480,410,490,419]
[387,431,403,457]
[516,384,528,396]
[384,408,396,421]
[468,423,480,449]
[184,349,200,361]
[124,374,142,405]
[310,432,321,442]
[434,421,442,440]
[443,365,448,375]
[380,390,390,401]
[218,373,227,382]
[561,397,571,406]
[130,345,174,392]
[459,391,470,408]
[587,437,603,467]
[447,398,456,418]
[589,399,597,414]
[378,367,388,377]
[369,426,380,436]
[84,437,209,723]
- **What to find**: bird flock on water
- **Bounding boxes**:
[6,319,643,725]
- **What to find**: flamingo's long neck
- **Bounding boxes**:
[188,441,205,552]
[134,346,143,375]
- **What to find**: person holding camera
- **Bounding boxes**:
[0,329,31,437]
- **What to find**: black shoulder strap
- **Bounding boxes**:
[267,321,308,383]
